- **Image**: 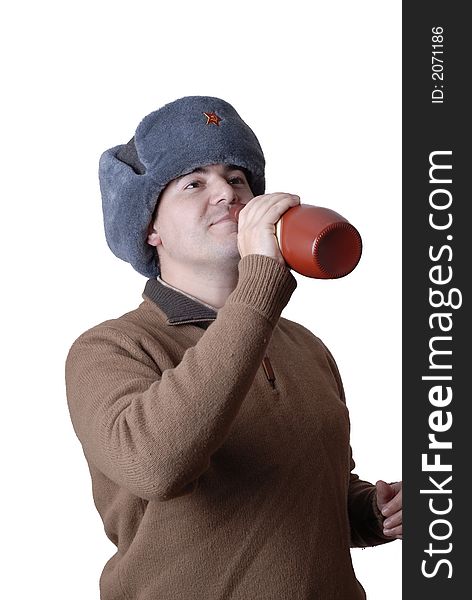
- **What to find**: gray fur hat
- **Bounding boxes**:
[99,96,266,277]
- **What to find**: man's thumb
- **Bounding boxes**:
[376,479,394,509]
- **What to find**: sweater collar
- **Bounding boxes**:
[142,277,217,327]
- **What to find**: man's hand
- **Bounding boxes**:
[376,480,403,540]
[237,193,300,265]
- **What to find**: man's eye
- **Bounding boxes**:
[184,181,200,189]
[228,176,244,184]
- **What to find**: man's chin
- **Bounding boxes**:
[213,248,241,266]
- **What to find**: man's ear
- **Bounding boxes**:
[146,219,162,248]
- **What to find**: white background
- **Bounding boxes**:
[1,0,401,598]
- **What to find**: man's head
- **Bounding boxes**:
[99,96,265,277]
[146,163,254,279]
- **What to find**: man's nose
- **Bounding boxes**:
[209,178,237,205]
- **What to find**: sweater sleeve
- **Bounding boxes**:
[65,255,297,502]
[320,343,393,548]
[347,455,393,548]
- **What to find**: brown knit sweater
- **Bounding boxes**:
[65,254,391,600]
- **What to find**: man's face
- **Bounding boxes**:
[147,163,254,274]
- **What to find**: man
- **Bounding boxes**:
[65,96,402,599]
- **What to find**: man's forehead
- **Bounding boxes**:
[175,164,245,181]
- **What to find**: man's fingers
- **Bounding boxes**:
[381,487,403,517]
[240,193,300,226]
[383,524,403,539]
[383,510,402,530]
[236,192,300,263]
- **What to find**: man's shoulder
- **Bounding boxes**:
[66,297,168,356]
[276,316,344,387]
[277,315,323,345]
[276,315,339,361]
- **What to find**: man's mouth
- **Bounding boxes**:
[212,215,236,225]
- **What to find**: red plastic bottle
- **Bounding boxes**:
[229,203,362,279]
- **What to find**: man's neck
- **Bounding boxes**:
[159,263,239,310]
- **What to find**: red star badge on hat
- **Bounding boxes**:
[203,111,222,126]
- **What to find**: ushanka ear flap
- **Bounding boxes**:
[99,144,162,278]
